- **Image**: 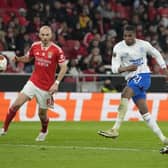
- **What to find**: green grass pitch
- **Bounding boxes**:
[0,121,168,168]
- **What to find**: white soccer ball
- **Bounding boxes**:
[0,55,7,71]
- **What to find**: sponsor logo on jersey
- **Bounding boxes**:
[129,57,143,65]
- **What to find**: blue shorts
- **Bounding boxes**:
[127,73,151,103]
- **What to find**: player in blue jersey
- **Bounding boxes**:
[98,25,168,144]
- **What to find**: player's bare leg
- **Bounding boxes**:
[98,87,133,138]
[136,99,168,145]
[0,93,29,136]
[35,108,49,141]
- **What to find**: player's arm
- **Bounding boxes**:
[146,42,168,77]
[146,42,166,69]
[111,47,121,73]
[49,47,67,95]
[111,50,137,73]
[48,62,67,95]
[55,62,67,84]
[118,65,137,73]
[14,44,35,63]
[15,55,34,63]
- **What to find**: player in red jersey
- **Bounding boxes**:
[0,25,67,141]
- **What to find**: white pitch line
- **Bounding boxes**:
[0,143,158,152]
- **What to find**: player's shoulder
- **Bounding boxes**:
[136,39,150,46]
[31,41,41,47]
[51,42,63,51]
[114,40,125,50]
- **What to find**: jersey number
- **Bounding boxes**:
[133,75,142,84]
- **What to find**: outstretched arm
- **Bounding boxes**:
[118,64,138,73]
[112,54,137,73]
[15,55,34,63]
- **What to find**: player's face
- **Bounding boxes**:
[123,31,136,46]
[39,27,52,46]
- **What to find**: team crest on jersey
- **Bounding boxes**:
[42,52,45,56]
[48,52,53,59]
[35,52,40,55]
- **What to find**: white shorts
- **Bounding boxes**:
[21,81,54,109]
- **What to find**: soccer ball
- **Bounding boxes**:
[0,55,7,71]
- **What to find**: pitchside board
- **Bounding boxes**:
[0,73,167,92]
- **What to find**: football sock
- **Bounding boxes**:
[142,113,166,141]
[40,118,49,133]
[112,98,128,130]
[3,107,18,132]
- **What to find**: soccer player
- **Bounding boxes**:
[98,25,168,145]
[0,25,67,141]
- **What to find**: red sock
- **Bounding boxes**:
[40,118,49,133]
[3,107,18,132]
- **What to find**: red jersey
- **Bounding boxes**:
[27,41,65,91]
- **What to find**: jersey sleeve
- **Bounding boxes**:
[57,47,66,64]
[25,45,34,58]
[111,45,121,73]
[145,41,166,69]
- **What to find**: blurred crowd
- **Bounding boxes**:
[0,0,168,80]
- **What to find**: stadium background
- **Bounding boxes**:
[0,1,168,167]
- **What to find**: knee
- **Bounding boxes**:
[121,87,134,99]
[10,105,20,112]
[121,92,131,99]
[38,110,47,120]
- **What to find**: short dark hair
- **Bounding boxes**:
[124,25,136,32]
